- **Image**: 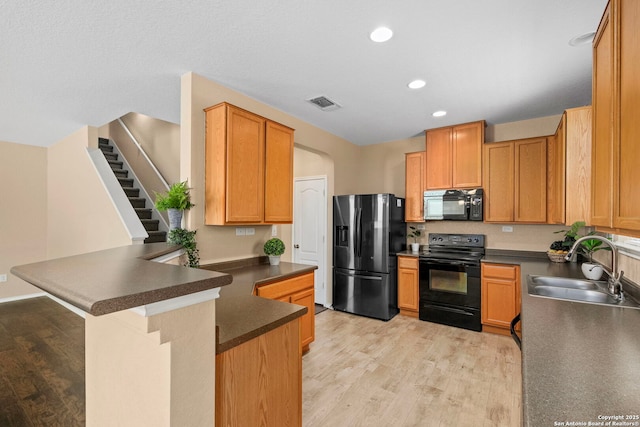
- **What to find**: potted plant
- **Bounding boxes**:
[264,238,285,266]
[548,220,585,262]
[154,181,194,229]
[579,236,611,280]
[408,226,422,252]
[167,228,200,268]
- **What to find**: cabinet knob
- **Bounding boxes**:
[294,244,300,249]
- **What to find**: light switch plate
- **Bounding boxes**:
[236,228,246,236]
[502,226,514,233]
[245,227,255,236]
[272,225,277,236]
[0,274,7,282]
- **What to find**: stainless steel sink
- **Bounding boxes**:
[528,275,599,290]
[532,285,619,304]
[526,275,640,309]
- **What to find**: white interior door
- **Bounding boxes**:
[293,176,327,306]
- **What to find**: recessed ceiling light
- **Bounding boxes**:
[408,80,426,89]
[569,31,596,47]
[432,110,447,117]
[370,27,393,43]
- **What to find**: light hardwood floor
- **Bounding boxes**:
[303,310,521,427]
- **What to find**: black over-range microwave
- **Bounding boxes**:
[423,188,483,221]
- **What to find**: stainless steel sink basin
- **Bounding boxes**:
[528,275,599,290]
[532,285,619,304]
[526,275,640,309]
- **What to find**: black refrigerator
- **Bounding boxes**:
[333,194,405,321]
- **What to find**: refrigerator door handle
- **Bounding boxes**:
[355,208,362,257]
[350,273,383,281]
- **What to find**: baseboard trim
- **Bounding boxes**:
[0,292,47,304]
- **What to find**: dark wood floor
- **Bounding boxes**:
[0,297,85,426]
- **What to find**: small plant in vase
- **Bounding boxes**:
[579,236,611,280]
[264,238,285,266]
[154,181,194,230]
[408,226,422,252]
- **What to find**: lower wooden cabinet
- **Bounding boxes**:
[397,256,419,317]
[255,272,315,352]
[216,319,302,427]
[481,263,521,336]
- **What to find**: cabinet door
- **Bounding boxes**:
[397,256,419,314]
[264,121,294,223]
[514,138,547,223]
[405,152,426,222]
[226,106,265,223]
[483,142,514,222]
[591,3,614,228]
[425,127,452,190]
[615,0,640,230]
[452,121,483,188]
[291,287,315,349]
[481,264,520,330]
[547,116,565,224]
[564,107,593,226]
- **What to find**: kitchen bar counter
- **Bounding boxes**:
[10,242,232,316]
[483,251,640,426]
[201,259,316,353]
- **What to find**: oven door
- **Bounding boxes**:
[418,259,480,309]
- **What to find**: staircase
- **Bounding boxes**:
[98,138,166,243]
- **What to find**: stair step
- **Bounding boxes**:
[123,187,140,198]
[108,160,123,169]
[98,137,110,145]
[144,231,167,244]
[118,177,133,187]
[135,208,152,219]
[141,219,159,231]
[99,145,114,153]
[129,197,146,208]
[103,152,118,161]
[113,169,128,179]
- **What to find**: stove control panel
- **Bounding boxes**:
[428,233,485,248]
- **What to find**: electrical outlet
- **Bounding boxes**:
[272,225,278,237]
[245,227,255,236]
[235,227,246,236]
[417,224,426,230]
[0,274,7,282]
[502,226,514,233]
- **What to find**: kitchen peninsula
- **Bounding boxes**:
[10,243,314,427]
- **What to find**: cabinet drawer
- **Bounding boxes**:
[482,263,518,280]
[256,272,314,300]
[398,256,418,270]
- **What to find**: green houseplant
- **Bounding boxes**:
[264,238,285,266]
[548,220,586,262]
[154,181,194,229]
[167,228,200,268]
[407,226,422,252]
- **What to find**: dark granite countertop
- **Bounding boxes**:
[483,251,640,426]
[10,243,232,316]
[201,259,317,353]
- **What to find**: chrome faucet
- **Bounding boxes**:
[565,235,625,300]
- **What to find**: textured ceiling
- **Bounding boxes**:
[1,0,607,147]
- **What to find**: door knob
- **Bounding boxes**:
[294,244,300,248]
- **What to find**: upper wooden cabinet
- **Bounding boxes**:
[204,103,294,225]
[592,0,640,233]
[405,151,426,222]
[483,137,547,223]
[547,106,593,226]
[425,121,484,190]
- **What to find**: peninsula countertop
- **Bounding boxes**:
[201,259,317,353]
[483,251,640,426]
[10,242,232,316]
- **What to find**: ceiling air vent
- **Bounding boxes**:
[307,95,341,111]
